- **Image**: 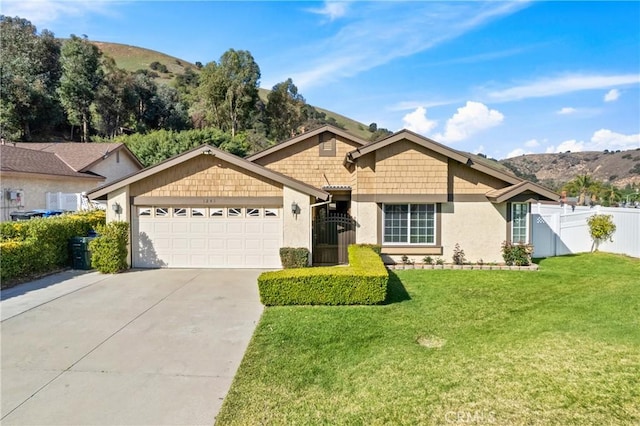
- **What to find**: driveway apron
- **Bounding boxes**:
[1,269,264,425]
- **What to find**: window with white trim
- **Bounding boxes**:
[210,208,224,217]
[138,207,151,216]
[228,207,242,217]
[155,207,169,217]
[383,204,436,244]
[264,208,279,217]
[173,207,187,217]
[511,202,528,243]
[192,208,206,217]
[246,208,260,217]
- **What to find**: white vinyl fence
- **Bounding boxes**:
[532,204,640,258]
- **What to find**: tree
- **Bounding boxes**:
[368,122,377,132]
[93,57,136,138]
[0,16,62,140]
[266,78,306,141]
[199,49,260,137]
[587,214,616,252]
[563,174,595,205]
[58,35,103,142]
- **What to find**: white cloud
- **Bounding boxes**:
[307,1,349,21]
[402,107,437,135]
[545,129,640,153]
[487,73,640,102]
[290,2,528,89]
[1,0,114,27]
[590,129,640,150]
[557,107,576,115]
[506,148,533,158]
[434,101,504,143]
[604,89,620,102]
[524,139,540,148]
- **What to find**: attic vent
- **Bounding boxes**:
[319,132,336,157]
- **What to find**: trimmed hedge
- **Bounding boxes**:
[258,245,388,306]
[0,210,106,283]
[279,247,310,268]
[89,221,130,274]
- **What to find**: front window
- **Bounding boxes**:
[383,204,435,244]
[511,203,528,243]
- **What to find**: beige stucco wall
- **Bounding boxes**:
[254,134,358,188]
[89,150,141,184]
[282,186,312,256]
[441,201,507,263]
[130,156,282,198]
[352,200,378,244]
[0,174,103,221]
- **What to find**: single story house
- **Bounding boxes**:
[88,125,558,268]
[1,142,143,221]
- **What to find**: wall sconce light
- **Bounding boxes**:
[112,202,121,214]
[291,201,299,214]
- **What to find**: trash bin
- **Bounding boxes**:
[69,236,96,270]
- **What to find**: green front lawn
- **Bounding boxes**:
[216,253,640,425]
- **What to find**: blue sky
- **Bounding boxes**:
[3,1,639,159]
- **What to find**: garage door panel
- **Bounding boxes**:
[226,222,244,233]
[134,211,283,268]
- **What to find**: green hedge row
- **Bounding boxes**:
[0,210,106,283]
[258,245,388,306]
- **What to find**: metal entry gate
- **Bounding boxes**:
[312,213,356,265]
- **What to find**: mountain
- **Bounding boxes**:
[499,149,640,189]
[92,41,373,139]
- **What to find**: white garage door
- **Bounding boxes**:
[133,206,282,268]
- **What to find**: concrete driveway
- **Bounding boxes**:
[1,268,264,425]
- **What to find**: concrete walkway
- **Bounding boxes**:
[1,269,264,425]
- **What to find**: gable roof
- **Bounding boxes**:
[0,145,103,180]
[348,129,524,184]
[246,125,369,162]
[347,129,558,201]
[485,181,559,203]
[11,142,144,172]
[88,144,330,201]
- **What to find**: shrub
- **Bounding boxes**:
[586,214,616,252]
[259,245,388,306]
[279,247,310,269]
[0,211,106,283]
[501,241,534,266]
[435,257,444,265]
[0,239,39,282]
[90,222,129,273]
[423,256,434,265]
[357,243,382,255]
[452,243,466,265]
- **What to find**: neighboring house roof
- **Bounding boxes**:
[12,142,144,172]
[88,144,331,201]
[246,125,369,162]
[0,145,103,180]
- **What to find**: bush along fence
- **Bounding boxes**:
[259,244,388,306]
[0,210,106,284]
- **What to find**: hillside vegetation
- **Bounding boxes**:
[92,41,198,84]
[96,42,373,139]
[500,149,640,189]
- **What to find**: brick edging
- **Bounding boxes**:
[387,264,539,271]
